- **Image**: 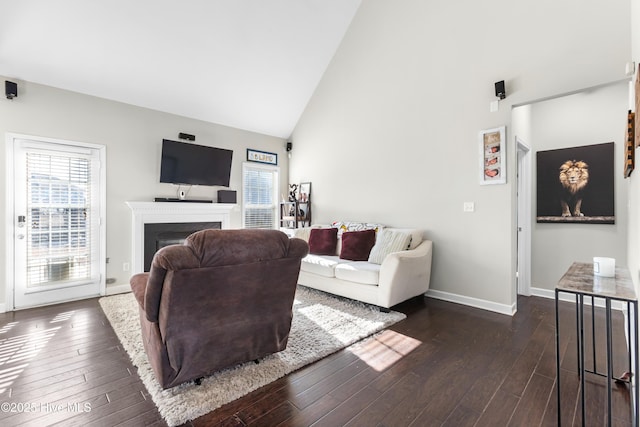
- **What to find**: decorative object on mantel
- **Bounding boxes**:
[625,110,635,178]
[247,148,277,165]
[99,285,406,427]
[479,126,506,185]
[536,142,614,224]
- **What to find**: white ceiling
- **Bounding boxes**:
[0,0,361,138]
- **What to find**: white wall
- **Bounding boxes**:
[522,82,629,291]
[0,78,287,306]
[290,0,632,312]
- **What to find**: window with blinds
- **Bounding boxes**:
[242,163,279,229]
[26,151,95,286]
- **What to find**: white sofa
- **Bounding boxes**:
[293,223,433,309]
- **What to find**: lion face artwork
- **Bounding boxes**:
[558,160,589,217]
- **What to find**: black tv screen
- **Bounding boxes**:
[160,139,233,187]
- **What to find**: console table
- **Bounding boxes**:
[555,262,638,426]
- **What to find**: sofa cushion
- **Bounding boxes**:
[368,229,412,264]
[335,262,380,285]
[301,254,345,278]
[332,221,384,237]
[339,229,376,261]
[332,221,384,256]
[386,228,423,250]
[308,228,338,255]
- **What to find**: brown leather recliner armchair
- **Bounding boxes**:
[129,228,309,389]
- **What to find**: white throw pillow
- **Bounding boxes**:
[367,229,412,264]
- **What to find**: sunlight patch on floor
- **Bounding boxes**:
[349,329,422,371]
[0,310,73,394]
[297,304,383,345]
[0,322,18,335]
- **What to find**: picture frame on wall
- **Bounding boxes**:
[536,142,615,224]
[299,182,311,203]
[247,148,278,165]
[635,63,640,148]
[479,126,506,185]
[626,110,635,178]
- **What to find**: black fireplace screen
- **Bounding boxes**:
[143,222,221,271]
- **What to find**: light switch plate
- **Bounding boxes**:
[463,202,475,212]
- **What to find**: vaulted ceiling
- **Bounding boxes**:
[0,0,362,138]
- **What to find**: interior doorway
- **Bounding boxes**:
[516,137,532,297]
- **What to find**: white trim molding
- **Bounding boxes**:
[105,283,131,295]
[426,289,516,316]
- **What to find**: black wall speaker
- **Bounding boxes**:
[494,80,506,99]
[5,81,17,100]
[178,132,195,141]
[286,142,292,152]
[217,190,237,204]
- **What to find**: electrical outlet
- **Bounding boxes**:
[123,262,130,272]
[463,202,475,212]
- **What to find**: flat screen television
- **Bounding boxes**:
[160,139,233,187]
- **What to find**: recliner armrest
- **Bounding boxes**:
[288,237,309,259]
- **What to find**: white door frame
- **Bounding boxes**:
[4,132,107,311]
[516,137,532,296]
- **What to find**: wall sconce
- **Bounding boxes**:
[286,141,292,158]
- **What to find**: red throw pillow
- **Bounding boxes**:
[308,228,338,255]
[340,229,376,261]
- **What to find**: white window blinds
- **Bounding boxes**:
[242,163,279,229]
[25,151,96,286]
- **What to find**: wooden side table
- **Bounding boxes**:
[555,262,638,426]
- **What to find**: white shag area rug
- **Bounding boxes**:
[99,286,406,426]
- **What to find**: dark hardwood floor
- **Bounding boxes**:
[0,292,632,426]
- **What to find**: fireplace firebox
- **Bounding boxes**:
[143,222,221,271]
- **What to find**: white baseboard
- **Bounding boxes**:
[0,284,129,313]
[105,283,131,295]
[426,289,516,316]
[530,286,625,311]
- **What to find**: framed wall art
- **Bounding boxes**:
[536,142,614,224]
[636,63,640,147]
[479,126,506,185]
[247,148,277,165]
[625,110,635,178]
[298,182,311,203]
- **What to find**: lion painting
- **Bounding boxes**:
[558,160,589,217]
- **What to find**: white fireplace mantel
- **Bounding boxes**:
[126,201,234,274]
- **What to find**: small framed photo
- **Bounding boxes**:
[299,182,311,203]
[479,126,506,185]
[247,148,278,165]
